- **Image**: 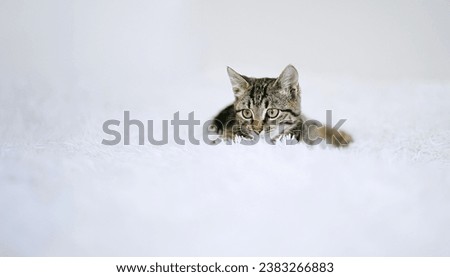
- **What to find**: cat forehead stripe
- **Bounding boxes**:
[248,78,274,105]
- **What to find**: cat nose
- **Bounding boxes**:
[252,121,263,134]
[252,126,263,135]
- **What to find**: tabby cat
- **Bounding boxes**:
[210,65,352,147]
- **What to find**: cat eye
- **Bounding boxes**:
[266,108,279,118]
[241,109,253,119]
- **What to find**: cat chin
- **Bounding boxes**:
[241,131,277,143]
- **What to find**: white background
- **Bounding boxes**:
[0,0,449,256]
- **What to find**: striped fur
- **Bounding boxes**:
[210,65,352,147]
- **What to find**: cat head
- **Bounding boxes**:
[227,65,301,135]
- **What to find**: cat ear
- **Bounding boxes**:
[227,66,249,97]
[276,64,299,93]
